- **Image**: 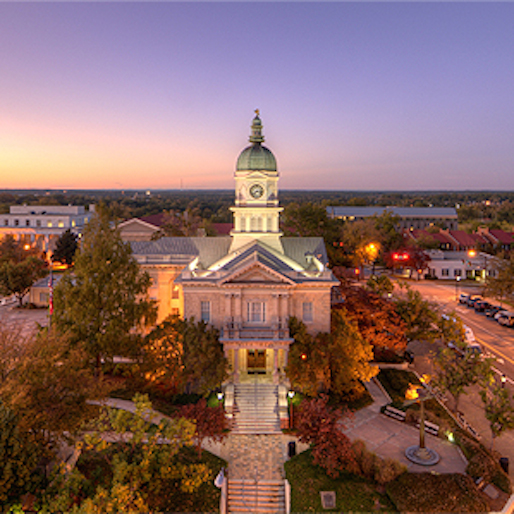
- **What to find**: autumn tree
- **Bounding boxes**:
[287,312,377,400]
[286,317,331,396]
[0,323,26,382]
[480,384,514,451]
[0,235,48,306]
[338,285,408,357]
[295,396,358,478]
[143,316,227,396]
[0,328,109,445]
[53,210,157,371]
[52,228,78,266]
[179,398,228,457]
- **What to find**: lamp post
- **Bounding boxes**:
[288,390,295,429]
[404,380,440,466]
[456,276,460,300]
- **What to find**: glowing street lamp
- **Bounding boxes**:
[404,378,440,466]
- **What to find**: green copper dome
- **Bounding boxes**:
[236,110,277,172]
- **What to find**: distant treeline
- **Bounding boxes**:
[1,189,514,225]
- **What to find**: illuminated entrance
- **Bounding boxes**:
[247,349,266,374]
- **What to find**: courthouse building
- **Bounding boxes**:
[132,112,337,384]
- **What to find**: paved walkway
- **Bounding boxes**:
[341,378,468,474]
[98,380,467,481]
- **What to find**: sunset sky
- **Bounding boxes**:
[1,2,513,191]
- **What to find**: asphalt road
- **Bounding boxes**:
[405,281,514,385]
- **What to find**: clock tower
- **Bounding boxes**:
[230,110,284,253]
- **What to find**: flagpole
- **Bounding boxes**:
[48,266,53,329]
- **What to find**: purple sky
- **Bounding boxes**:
[1,2,513,191]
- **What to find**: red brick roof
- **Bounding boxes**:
[212,223,233,236]
[489,229,514,245]
[139,213,168,228]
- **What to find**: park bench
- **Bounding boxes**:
[383,405,406,422]
[416,420,440,436]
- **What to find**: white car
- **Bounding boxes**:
[0,296,16,306]
[497,312,514,327]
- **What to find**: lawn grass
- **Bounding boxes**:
[387,472,490,512]
[284,449,397,513]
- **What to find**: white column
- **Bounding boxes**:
[273,348,279,384]
[234,348,240,383]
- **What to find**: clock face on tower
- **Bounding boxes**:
[249,183,264,199]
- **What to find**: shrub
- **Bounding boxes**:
[374,458,406,486]
[351,440,406,485]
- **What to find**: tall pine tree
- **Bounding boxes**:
[53,210,157,370]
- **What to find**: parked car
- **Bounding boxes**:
[497,312,514,327]
[495,309,510,321]
[459,294,470,304]
[474,300,492,312]
[466,296,483,308]
[485,306,507,318]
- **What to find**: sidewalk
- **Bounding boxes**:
[409,340,514,478]
[341,378,468,474]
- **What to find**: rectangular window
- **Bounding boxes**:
[171,307,180,316]
[303,302,313,323]
[247,302,266,323]
[39,292,49,303]
[14,219,19,226]
[201,301,211,323]
[454,269,462,277]
[3,219,8,226]
[25,219,30,227]
[36,220,41,227]
[442,269,449,276]
[47,221,53,228]
[171,285,180,299]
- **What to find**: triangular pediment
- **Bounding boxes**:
[219,258,296,286]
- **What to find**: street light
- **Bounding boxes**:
[455,276,462,301]
[404,379,440,466]
[288,390,295,429]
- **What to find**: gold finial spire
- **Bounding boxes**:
[255,108,260,116]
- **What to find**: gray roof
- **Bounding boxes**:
[132,235,333,283]
[327,206,458,219]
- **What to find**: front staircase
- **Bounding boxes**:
[232,382,281,434]
[228,479,285,514]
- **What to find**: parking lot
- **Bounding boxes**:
[0,303,49,338]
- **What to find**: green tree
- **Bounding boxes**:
[434,344,492,412]
[366,275,394,296]
[143,316,227,396]
[41,394,205,513]
[480,384,514,451]
[395,287,439,342]
[53,211,157,371]
[486,253,514,304]
[0,236,48,306]
[52,229,78,266]
[0,402,43,508]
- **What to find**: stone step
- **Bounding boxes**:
[228,479,285,514]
